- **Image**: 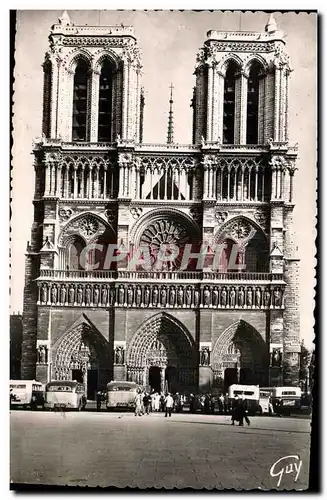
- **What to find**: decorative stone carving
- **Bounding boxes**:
[229,220,252,240]
[51,285,57,305]
[115,346,125,365]
[101,286,108,306]
[109,287,116,306]
[212,287,219,307]
[215,211,229,224]
[93,285,99,306]
[203,286,211,306]
[127,286,133,306]
[68,284,75,305]
[41,283,48,303]
[264,289,271,307]
[161,287,167,307]
[274,288,282,307]
[37,345,48,364]
[221,287,227,307]
[130,207,143,220]
[135,286,142,307]
[271,348,282,368]
[79,217,99,238]
[229,287,236,308]
[60,284,67,305]
[254,211,268,226]
[189,206,202,224]
[169,287,176,306]
[144,286,150,307]
[185,287,192,307]
[255,287,262,308]
[238,287,245,307]
[246,287,253,307]
[118,285,125,305]
[105,209,116,223]
[177,287,184,307]
[59,207,73,221]
[152,286,159,307]
[85,285,91,306]
[77,285,83,305]
[194,289,200,307]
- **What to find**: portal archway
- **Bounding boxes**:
[53,319,110,399]
[212,320,268,390]
[126,313,198,392]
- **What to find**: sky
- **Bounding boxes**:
[11,10,317,347]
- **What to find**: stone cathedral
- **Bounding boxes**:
[21,12,300,398]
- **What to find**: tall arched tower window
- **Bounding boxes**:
[246,62,261,144]
[223,61,238,144]
[98,60,114,142]
[72,60,89,142]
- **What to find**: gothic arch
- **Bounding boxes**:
[130,207,201,245]
[215,215,268,245]
[212,320,268,375]
[218,53,243,75]
[127,312,197,368]
[58,211,116,247]
[52,314,110,380]
[243,54,268,77]
[66,49,93,72]
[93,50,120,73]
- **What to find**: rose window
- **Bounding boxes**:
[140,219,190,270]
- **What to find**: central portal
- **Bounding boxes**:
[149,366,161,392]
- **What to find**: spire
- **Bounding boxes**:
[167,83,174,144]
[265,13,278,34]
[58,10,73,26]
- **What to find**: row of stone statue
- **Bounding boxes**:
[38,282,284,308]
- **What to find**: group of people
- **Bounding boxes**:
[134,390,174,417]
[231,394,251,426]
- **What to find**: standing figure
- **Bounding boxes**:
[164,393,174,418]
[201,347,210,366]
[274,288,282,307]
[246,287,253,307]
[119,285,125,305]
[194,289,200,307]
[85,285,91,306]
[264,289,271,307]
[169,287,176,306]
[177,287,184,307]
[51,285,57,305]
[203,287,211,306]
[238,287,245,307]
[41,284,48,304]
[69,284,75,304]
[152,286,159,307]
[212,287,219,307]
[127,286,133,306]
[144,286,150,306]
[101,285,108,306]
[255,287,261,308]
[229,287,236,308]
[135,286,142,307]
[60,284,67,305]
[186,287,192,307]
[221,287,227,307]
[134,391,143,417]
[109,287,116,306]
[77,285,83,305]
[161,287,167,307]
[93,286,99,306]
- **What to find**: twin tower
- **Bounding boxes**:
[21,12,300,397]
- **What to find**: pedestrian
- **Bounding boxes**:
[96,390,102,411]
[154,392,160,411]
[134,391,143,417]
[143,392,151,415]
[204,394,210,414]
[218,393,224,414]
[210,394,216,414]
[231,395,241,425]
[165,392,174,417]
[239,395,251,426]
[160,392,165,412]
[151,391,156,412]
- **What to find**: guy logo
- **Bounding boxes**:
[270,455,302,487]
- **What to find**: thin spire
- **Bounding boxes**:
[265,13,278,33]
[167,83,174,144]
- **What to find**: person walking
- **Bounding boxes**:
[231,395,241,425]
[143,392,151,415]
[96,390,103,411]
[165,393,174,417]
[239,395,250,426]
[134,391,143,417]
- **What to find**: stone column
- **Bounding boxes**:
[273,67,282,142]
[50,56,60,139]
[206,64,214,141]
[90,69,100,142]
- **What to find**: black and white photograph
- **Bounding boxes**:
[10,9,317,490]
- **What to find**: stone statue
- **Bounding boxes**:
[119,285,125,305]
[246,288,253,307]
[201,348,210,366]
[152,286,158,306]
[161,287,167,307]
[136,286,142,306]
[51,285,57,305]
[115,346,124,365]
[212,287,219,307]
[110,287,116,306]
[85,285,91,306]
[255,288,261,307]
[41,284,47,303]
[144,286,150,306]
[101,286,108,306]
[229,287,236,308]
[60,285,67,305]
[169,287,176,306]
[69,285,75,304]
[221,287,227,307]
[127,286,133,306]
[93,286,99,306]
[194,289,200,307]
[238,287,245,307]
[39,345,46,364]
[271,348,282,367]
[77,286,83,305]
[264,289,271,307]
[274,288,282,307]
[186,288,192,307]
[203,287,211,306]
[177,287,184,306]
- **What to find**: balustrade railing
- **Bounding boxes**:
[39,269,283,282]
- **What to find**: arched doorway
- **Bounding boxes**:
[53,319,111,399]
[126,313,198,393]
[212,320,268,392]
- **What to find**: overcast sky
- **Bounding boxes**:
[11,10,316,346]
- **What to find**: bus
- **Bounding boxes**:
[10,380,44,410]
[44,380,87,411]
[271,386,302,415]
[106,381,138,411]
[228,384,260,415]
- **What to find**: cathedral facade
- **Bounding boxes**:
[21,12,300,398]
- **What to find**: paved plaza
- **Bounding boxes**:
[10,410,311,490]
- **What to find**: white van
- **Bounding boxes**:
[228,384,260,415]
[10,380,44,410]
